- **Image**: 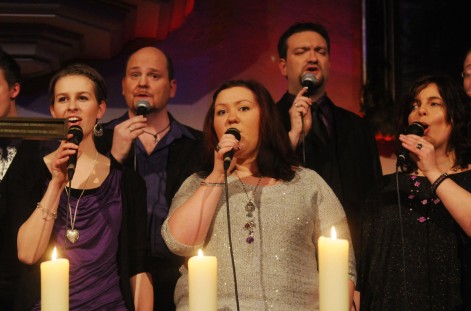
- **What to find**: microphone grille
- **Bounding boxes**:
[301,73,317,97]
[301,73,317,85]
[225,128,241,140]
[136,100,151,116]
[136,100,150,109]
[68,125,83,142]
[407,122,427,136]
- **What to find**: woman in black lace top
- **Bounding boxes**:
[359,75,471,310]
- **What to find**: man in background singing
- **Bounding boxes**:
[98,46,203,311]
[275,22,382,308]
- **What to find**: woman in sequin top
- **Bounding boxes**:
[359,75,471,310]
[162,79,356,310]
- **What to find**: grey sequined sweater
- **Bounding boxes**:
[162,167,356,311]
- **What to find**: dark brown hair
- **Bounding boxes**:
[202,79,298,181]
[0,48,21,87]
[396,74,471,173]
[48,63,107,106]
[278,22,330,59]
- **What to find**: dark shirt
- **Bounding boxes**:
[0,138,21,311]
[134,120,196,257]
[313,95,333,139]
[97,112,203,311]
[276,92,382,262]
[359,172,471,310]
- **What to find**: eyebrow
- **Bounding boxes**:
[55,91,91,96]
[128,66,160,72]
[414,96,442,103]
[215,100,254,106]
[293,45,327,51]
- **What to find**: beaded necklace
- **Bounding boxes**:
[235,171,262,244]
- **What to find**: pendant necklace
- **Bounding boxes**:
[65,151,98,244]
[142,123,171,143]
[235,171,262,244]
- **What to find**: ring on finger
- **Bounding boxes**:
[416,143,423,150]
[294,103,299,107]
[216,144,220,151]
[128,126,134,133]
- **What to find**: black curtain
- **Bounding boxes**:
[362,0,471,135]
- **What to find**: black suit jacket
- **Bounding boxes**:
[0,139,23,310]
[277,92,382,260]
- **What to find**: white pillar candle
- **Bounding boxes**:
[318,226,349,311]
[41,247,69,311]
[188,249,217,311]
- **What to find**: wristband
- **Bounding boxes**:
[431,173,449,195]
[200,181,225,187]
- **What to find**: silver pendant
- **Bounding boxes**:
[245,201,255,212]
[66,229,79,243]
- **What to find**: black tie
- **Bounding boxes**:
[312,104,329,144]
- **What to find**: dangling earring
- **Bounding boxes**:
[93,121,103,137]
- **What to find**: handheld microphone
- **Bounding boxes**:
[301,73,317,97]
[223,128,241,171]
[136,100,151,116]
[396,122,428,166]
[67,125,83,181]
[299,73,317,164]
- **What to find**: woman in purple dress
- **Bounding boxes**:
[9,64,153,310]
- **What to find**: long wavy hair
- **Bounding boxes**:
[202,79,298,181]
[396,75,471,173]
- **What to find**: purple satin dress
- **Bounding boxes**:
[33,168,128,310]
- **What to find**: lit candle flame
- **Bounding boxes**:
[198,249,204,257]
[330,226,337,240]
[52,247,57,261]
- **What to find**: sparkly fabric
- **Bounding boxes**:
[277,93,382,265]
[359,171,471,310]
[163,167,356,311]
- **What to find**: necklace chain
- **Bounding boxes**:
[235,171,262,244]
[65,151,98,243]
[142,123,171,143]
